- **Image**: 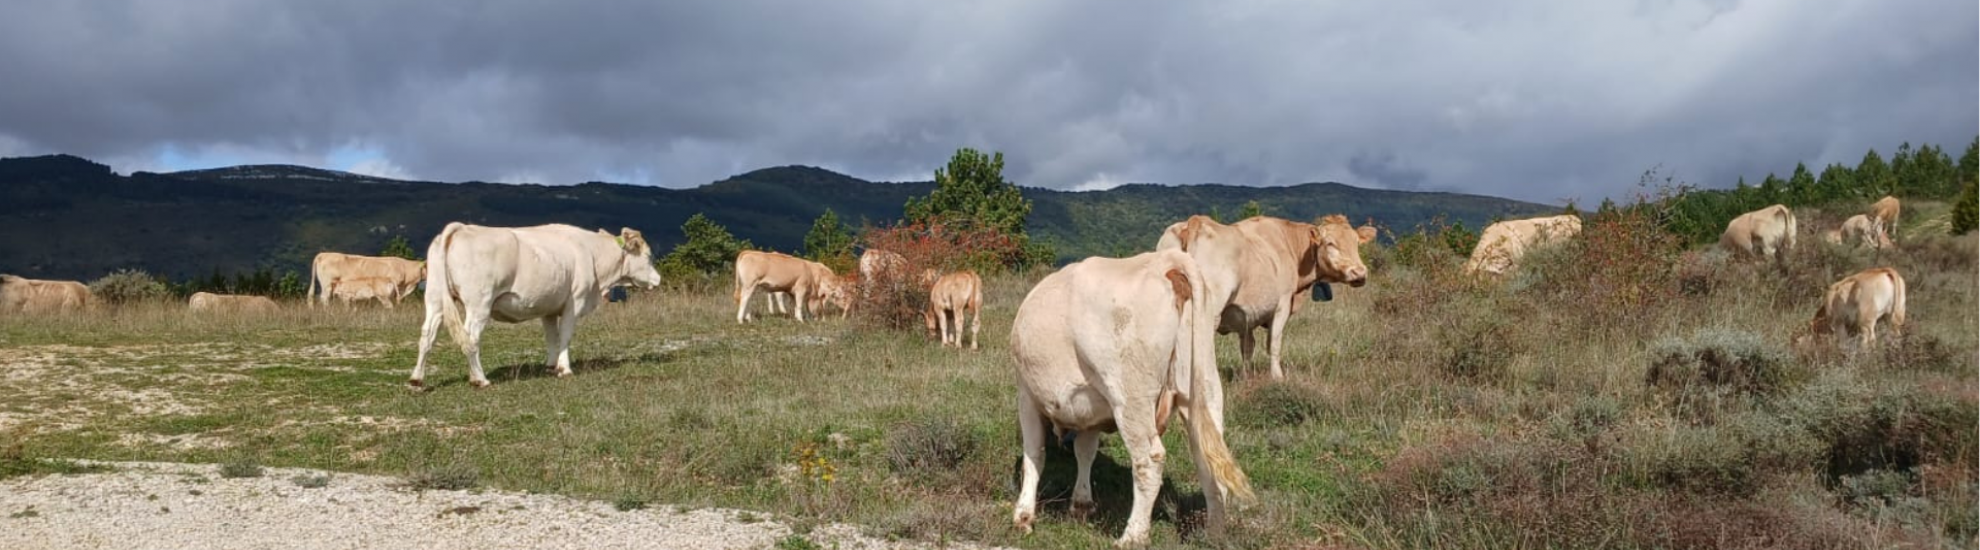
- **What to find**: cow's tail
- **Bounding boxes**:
[1165,257,1256,507]
[1780,206,1798,254]
[427,223,471,354]
[1886,269,1907,332]
[306,257,319,308]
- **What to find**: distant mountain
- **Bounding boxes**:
[0,154,1552,280]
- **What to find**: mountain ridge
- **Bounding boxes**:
[0,154,1554,280]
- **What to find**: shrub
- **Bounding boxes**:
[884,418,978,477]
[1439,314,1521,383]
[1646,328,1799,397]
[398,466,480,491]
[88,269,172,305]
[1232,382,1333,428]
[290,474,331,488]
[1522,205,1684,325]
[219,460,263,479]
[1951,177,1977,235]
[854,220,1022,331]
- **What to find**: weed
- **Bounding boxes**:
[290,473,331,488]
[398,467,479,492]
[884,419,976,477]
[613,494,648,512]
[773,534,821,550]
[218,460,264,479]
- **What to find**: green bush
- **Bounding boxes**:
[1232,382,1333,428]
[88,269,172,305]
[1646,328,1799,396]
[884,418,977,477]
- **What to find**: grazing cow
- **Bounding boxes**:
[1869,195,1901,241]
[924,270,983,349]
[187,292,279,314]
[733,251,847,323]
[331,276,401,309]
[1156,215,1372,380]
[0,275,91,314]
[1721,204,1798,264]
[409,224,662,389]
[1803,267,1906,348]
[309,253,424,308]
[1462,215,1584,275]
[1837,214,1893,249]
[1009,249,1254,547]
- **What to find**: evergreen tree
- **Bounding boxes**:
[1889,142,1914,196]
[658,213,755,275]
[1786,163,1815,204]
[1238,200,1264,220]
[801,209,855,266]
[1952,178,1978,235]
[1817,163,1855,202]
[902,148,1052,269]
[379,235,420,260]
[1960,137,1978,186]
[1857,149,1892,199]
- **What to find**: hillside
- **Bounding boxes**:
[0,154,1551,280]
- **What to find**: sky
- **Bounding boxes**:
[0,1,1972,204]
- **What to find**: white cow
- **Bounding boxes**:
[409,223,662,389]
[1804,267,1907,348]
[1156,214,1372,380]
[309,253,424,308]
[1721,204,1798,265]
[1009,249,1255,547]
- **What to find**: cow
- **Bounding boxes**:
[1836,214,1892,249]
[331,276,401,309]
[1156,214,1372,380]
[1802,267,1906,348]
[187,292,279,314]
[1009,249,1255,547]
[1869,195,1901,241]
[1462,214,1584,275]
[0,275,91,314]
[1720,204,1798,265]
[733,251,847,323]
[925,270,983,349]
[309,253,425,308]
[409,224,662,389]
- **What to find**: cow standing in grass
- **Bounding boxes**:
[1009,249,1255,547]
[0,275,91,314]
[309,253,424,308]
[1803,267,1907,349]
[1721,204,1798,265]
[409,223,662,389]
[1156,214,1372,380]
[925,269,982,349]
[733,251,848,323]
[188,292,279,314]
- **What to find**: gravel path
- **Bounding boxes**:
[0,461,1006,550]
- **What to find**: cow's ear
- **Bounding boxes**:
[1357,225,1378,244]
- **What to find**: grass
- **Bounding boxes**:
[0,205,1973,549]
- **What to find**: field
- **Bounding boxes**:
[2,204,1975,549]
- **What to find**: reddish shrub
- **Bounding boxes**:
[854,219,1021,332]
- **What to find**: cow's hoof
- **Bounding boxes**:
[554,370,572,378]
[1069,499,1096,521]
[1013,511,1035,534]
[406,379,426,392]
[470,380,491,389]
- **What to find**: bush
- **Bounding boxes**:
[1439,314,1521,383]
[88,269,172,305]
[397,466,480,491]
[854,220,1022,331]
[1646,328,1799,397]
[1951,177,1977,235]
[219,460,263,479]
[884,418,978,477]
[1232,382,1333,428]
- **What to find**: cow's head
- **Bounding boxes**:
[1309,215,1372,287]
[615,228,663,289]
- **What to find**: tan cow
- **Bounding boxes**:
[1462,215,1584,275]
[761,262,853,319]
[309,253,425,307]
[410,224,662,389]
[733,251,847,323]
[924,270,983,349]
[331,276,401,309]
[1836,214,1892,249]
[1804,267,1906,348]
[187,292,279,314]
[1869,195,1900,241]
[1156,214,1372,380]
[1720,204,1798,264]
[0,275,91,314]
[1009,249,1254,547]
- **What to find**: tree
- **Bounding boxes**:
[1857,149,1892,199]
[658,213,754,275]
[801,209,856,271]
[380,235,420,260]
[1952,178,1978,235]
[1889,142,1913,196]
[1757,173,1783,204]
[1817,163,1855,203]
[902,148,1053,269]
[1786,163,1815,204]
[1238,200,1264,220]
[1960,136,1978,186]
[1561,200,1581,217]
[276,270,305,298]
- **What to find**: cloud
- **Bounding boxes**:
[0,0,1971,202]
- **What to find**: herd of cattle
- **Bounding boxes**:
[0,195,1924,546]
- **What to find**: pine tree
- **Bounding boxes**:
[658,213,754,275]
[1786,163,1815,204]
[1238,200,1264,220]
[379,235,420,260]
[801,209,855,268]
[1857,149,1892,199]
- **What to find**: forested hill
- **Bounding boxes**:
[0,154,1551,280]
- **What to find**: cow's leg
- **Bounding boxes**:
[736,284,757,324]
[1013,385,1048,535]
[939,307,955,347]
[1237,327,1257,374]
[1266,299,1293,380]
[377,296,393,309]
[1108,397,1166,548]
[552,313,577,377]
[1069,429,1101,521]
[463,308,493,387]
[540,316,562,373]
[409,302,445,389]
[969,303,981,350]
[793,286,810,323]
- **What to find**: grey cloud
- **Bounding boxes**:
[0,0,1971,203]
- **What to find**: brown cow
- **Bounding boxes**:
[1836,214,1892,249]
[1157,214,1372,380]
[1721,204,1797,265]
[1803,267,1906,348]
[331,276,401,309]
[1462,215,1583,275]
[0,275,91,314]
[309,253,424,308]
[924,270,983,349]
[188,292,280,314]
[733,251,846,323]
[1869,195,1900,241]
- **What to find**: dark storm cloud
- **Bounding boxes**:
[0,0,1972,202]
